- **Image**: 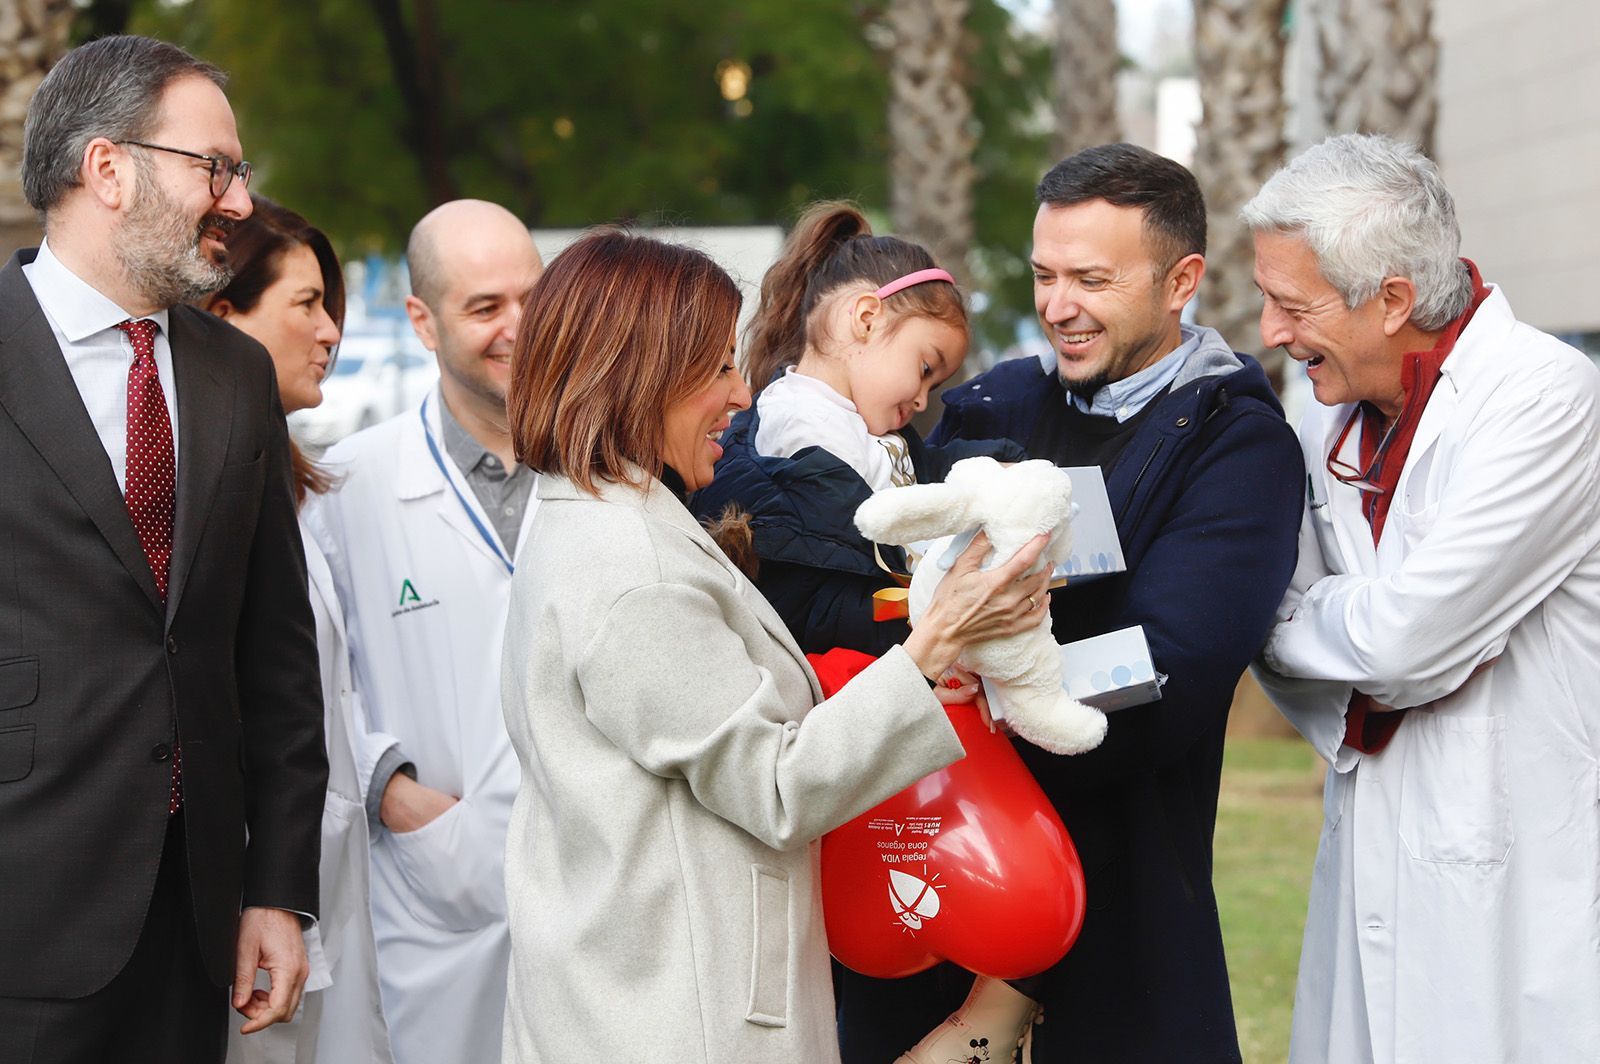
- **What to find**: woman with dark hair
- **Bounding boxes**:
[207,197,343,503]
[206,196,393,1064]
[499,228,1051,1063]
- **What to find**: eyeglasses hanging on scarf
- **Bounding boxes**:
[1325,403,1402,526]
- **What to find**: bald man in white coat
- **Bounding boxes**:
[305,201,543,1064]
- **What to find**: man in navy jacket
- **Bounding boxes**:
[836,145,1304,1063]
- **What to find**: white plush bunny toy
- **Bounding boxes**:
[854,455,1108,755]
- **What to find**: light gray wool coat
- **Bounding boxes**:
[499,469,964,1063]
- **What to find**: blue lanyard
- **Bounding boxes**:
[420,396,514,575]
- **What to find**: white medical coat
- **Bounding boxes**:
[227,527,394,1064]
[1255,286,1600,1063]
[304,390,530,1064]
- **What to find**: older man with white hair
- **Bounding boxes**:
[1250,133,1600,1063]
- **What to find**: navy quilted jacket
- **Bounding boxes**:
[688,400,1023,656]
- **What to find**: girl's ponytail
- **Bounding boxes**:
[744,202,871,394]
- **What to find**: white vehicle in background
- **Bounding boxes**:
[289,228,787,452]
[290,325,438,452]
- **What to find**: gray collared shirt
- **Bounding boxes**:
[437,397,534,556]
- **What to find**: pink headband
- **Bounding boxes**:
[873,267,956,301]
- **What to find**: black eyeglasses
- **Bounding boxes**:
[117,140,252,199]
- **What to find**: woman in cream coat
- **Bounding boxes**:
[500,230,1049,1063]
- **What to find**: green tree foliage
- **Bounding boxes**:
[965,0,1053,351]
[133,0,1049,345]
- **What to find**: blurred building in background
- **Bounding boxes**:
[291,226,784,452]
[1283,0,1599,363]
[1432,0,1600,360]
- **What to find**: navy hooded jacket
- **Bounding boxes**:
[688,398,1024,656]
[835,335,1304,1064]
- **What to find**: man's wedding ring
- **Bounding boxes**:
[1027,594,1037,610]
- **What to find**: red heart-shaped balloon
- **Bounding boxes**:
[812,649,1086,980]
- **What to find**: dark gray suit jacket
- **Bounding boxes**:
[0,249,327,998]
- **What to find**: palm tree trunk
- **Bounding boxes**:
[1192,0,1291,368]
[0,0,74,257]
[1051,0,1121,158]
[1311,0,1438,153]
[882,0,977,287]
[366,0,459,207]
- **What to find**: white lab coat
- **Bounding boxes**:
[227,526,394,1064]
[1255,285,1600,1064]
[304,389,531,1064]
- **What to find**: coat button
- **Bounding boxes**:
[151,743,171,762]
[1175,416,1190,427]
[166,636,178,655]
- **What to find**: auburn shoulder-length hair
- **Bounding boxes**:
[510,229,741,494]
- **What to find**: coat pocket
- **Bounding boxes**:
[1398,714,1512,865]
[1309,504,1343,571]
[0,656,38,711]
[387,796,506,932]
[317,791,366,973]
[0,723,35,782]
[746,864,790,1028]
[217,453,267,497]
[1398,499,1440,553]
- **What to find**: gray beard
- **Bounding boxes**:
[116,166,233,308]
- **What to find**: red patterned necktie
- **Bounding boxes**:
[117,318,181,813]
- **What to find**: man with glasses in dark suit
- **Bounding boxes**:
[0,35,326,1063]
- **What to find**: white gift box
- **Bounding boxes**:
[910,465,1125,584]
[981,624,1164,723]
[1050,466,1125,584]
[1059,625,1165,712]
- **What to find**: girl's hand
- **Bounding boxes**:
[932,665,997,731]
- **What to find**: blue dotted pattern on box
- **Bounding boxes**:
[1064,656,1157,695]
[1059,551,1119,577]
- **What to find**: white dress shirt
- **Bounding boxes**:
[754,367,914,492]
[22,239,179,493]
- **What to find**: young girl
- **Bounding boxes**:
[689,203,1042,1064]
[694,202,1022,653]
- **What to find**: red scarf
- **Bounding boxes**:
[1341,261,1491,754]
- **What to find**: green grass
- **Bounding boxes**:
[1215,737,1325,1064]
